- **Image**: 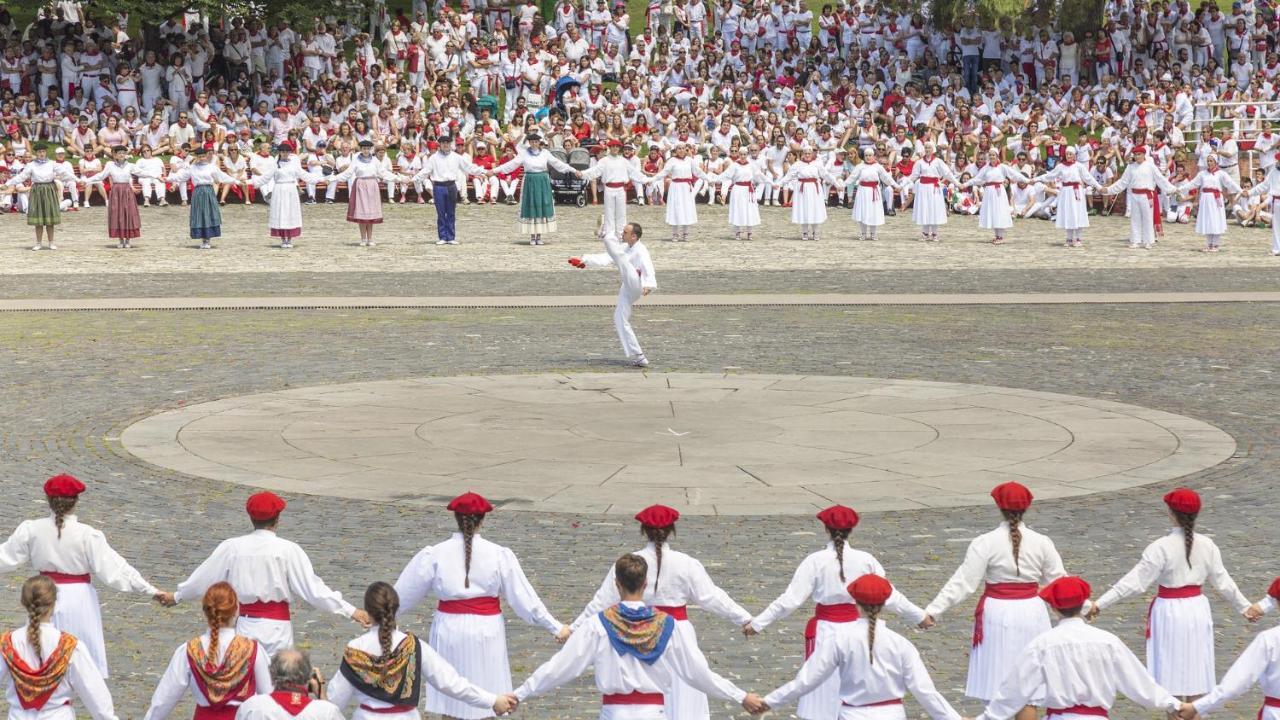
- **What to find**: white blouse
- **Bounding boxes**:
[329,153,401,183]
[0,515,158,595]
[924,523,1066,618]
[493,148,573,175]
[1094,528,1251,613]
[83,161,159,185]
[3,158,77,186]
[168,161,239,187]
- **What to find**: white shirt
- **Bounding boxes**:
[173,529,357,618]
[571,542,745,630]
[925,523,1066,618]
[2,158,77,186]
[764,619,961,719]
[581,154,649,185]
[493,148,573,175]
[0,515,158,595]
[1095,528,1250,613]
[168,161,240,187]
[977,618,1181,719]
[1194,624,1280,715]
[143,628,273,720]
[516,601,747,702]
[751,542,925,631]
[330,154,400,183]
[411,151,482,184]
[1105,159,1176,194]
[234,693,345,720]
[83,160,160,184]
[0,623,118,720]
[580,240,658,290]
[392,533,561,635]
[328,627,495,716]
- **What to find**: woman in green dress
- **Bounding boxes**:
[0,143,78,250]
[489,133,581,245]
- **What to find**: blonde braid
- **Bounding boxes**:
[864,604,883,665]
[21,576,57,662]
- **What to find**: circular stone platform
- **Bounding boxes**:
[120,373,1236,515]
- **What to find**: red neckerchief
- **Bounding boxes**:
[270,691,312,717]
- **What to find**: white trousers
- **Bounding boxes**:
[1271,202,1280,254]
[139,178,165,202]
[236,616,293,658]
[598,706,665,720]
[473,176,498,200]
[1128,194,1157,246]
[599,234,644,359]
[602,187,628,236]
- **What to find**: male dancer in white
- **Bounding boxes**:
[568,220,656,368]
[515,554,766,718]
[162,492,372,657]
[1103,145,1177,249]
[1248,155,1280,256]
[581,140,653,236]
[1180,577,1280,718]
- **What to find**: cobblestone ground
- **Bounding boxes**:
[0,305,1276,719]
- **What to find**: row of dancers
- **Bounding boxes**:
[3,475,1280,719]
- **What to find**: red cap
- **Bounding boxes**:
[816,505,859,530]
[607,139,622,148]
[448,491,494,514]
[635,504,679,528]
[1269,577,1280,600]
[1163,487,1201,514]
[245,491,286,521]
[990,482,1033,511]
[625,103,637,111]
[278,140,296,152]
[1039,576,1092,609]
[427,141,439,150]
[43,474,85,498]
[274,105,289,113]
[1132,145,1148,154]
[847,574,893,605]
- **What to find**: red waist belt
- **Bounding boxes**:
[359,704,417,714]
[805,603,860,658]
[985,182,1005,188]
[605,182,628,188]
[40,571,90,584]
[671,177,695,184]
[1062,181,1083,201]
[603,691,664,705]
[193,705,239,720]
[799,177,820,185]
[1047,707,1107,717]
[240,600,291,620]
[1131,188,1163,232]
[734,181,754,191]
[437,596,501,615]
[654,605,688,621]
[842,698,903,708]
[859,180,879,200]
[1145,585,1202,638]
[918,176,943,193]
[1260,696,1280,720]
[1202,187,1224,205]
[973,582,1039,647]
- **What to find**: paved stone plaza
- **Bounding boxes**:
[0,202,1278,719]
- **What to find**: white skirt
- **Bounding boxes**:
[726,184,760,227]
[235,616,294,659]
[977,185,1014,230]
[666,620,710,720]
[51,583,107,678]
[965,597,1051,702]
[838,704,906,720]
[1194,194,1228,235]
[268,182,303,232]
[428,611,509,718]
[599,706,665,720]
[852,184,885,226]
[1054,186,1090,230]
[665,181,698,226]
[799,619,861,720]
[790,181,827,224]
[911,181,948,225]
[1146,594,1215,696]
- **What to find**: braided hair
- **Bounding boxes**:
[860,602,884,666]
[642,525,674,592]
[455,513,484,588]
[364,581,400,678]
[828,526,853,582]
[1002,509,1025,577]
[1173,510,1197,568]
[47,496,76,539]
[21,576,57,662]
[202,582,239,671]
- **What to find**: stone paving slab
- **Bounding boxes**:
[121,374,1235,515]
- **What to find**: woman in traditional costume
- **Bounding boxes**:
[489,133,580,245]
[0,143,78,251]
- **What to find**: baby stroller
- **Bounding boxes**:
[549,147,591,207]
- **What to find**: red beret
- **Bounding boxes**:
[816,505,859,530]
[1132,145,1148,155]
[1163,488,1201,514]
[635,504,679,528]
[1269,577,1280,600]
[990,482,1033,512]
[274,105,289,113]
[245,491,286,521]
[1039,576,1092,609]
[448,492,494,515]
[847,574,893,606]
[607,139,622,148]
[43,474,85,498]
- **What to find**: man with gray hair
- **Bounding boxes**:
[235,649,346,719]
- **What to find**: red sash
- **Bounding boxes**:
[192,706,239,720]
[671,177,695,184]
[855,180,879,201]
[918,176,942,193]
[653,605,688,621]
[437,597,501,615]
[1063,181,1083,201]
[985,182,1005,188]
[842,698,903,708]
[798,177,819,187]
[40,572,90,584]
[735,181,754,192]
[1145,585,1202,638]
[239,600,290,620]
[973,582,1039,646]
[271,691,313,716]
[1202,187,1223,205]
[1047,707,1107,717]
[603,691,664,705]
[1132,188,1163,233]
[804,603,860,658]
[359,704,416,713]
[1259,696,1280,720]
[605,182,628,188]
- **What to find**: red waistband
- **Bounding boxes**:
[859,181,879,187]
[1132,188,1159,196]
[605,182,628,188]
[654,605,688,621]
[735,181,753,187]
[919,177,940,184]
[985,182,1005,187]
[603,691,664,705]
[239,600,291,620]
[1157,585,1202,599]
[437,597,501,615]
[359,704,417,713]
[984,582,1040,600]
[40,571,90,584]
[842,698,903,708]
[814,602,861,622]
[1047,706,1107,717]
[672,177,695,183]
[193,705,239,720]
[799,177,819,184]
[1063,182,1081,187]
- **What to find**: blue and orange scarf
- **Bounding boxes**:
[599,604,674,665]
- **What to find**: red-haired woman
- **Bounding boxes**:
[746,505,925,720]
[1089,488,1259,699]
[0,474,170,679]
[143,582,271,719]
[919,482,1066,720]
[761,575,963,720]
[392,492,564,719]
[569,504,753,720]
